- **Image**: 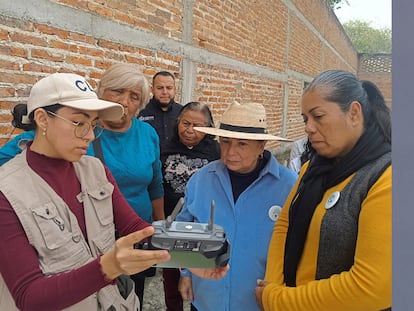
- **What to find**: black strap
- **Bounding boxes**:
[92,138,105,164]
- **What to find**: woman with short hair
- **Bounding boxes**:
[161,101,220,311]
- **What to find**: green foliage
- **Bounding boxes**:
[343,20,392,53]
[327,0,349,10]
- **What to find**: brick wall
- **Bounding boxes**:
[357,53,392,109]
[0,0,364,149]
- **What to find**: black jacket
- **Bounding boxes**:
[138,98,181,147]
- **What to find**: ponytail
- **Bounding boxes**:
[361,80,391,143]
[11,104,35,131]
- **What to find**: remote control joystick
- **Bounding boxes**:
[147,198,231,268]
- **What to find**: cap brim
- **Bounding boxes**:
[21,99,124,124]
[59,98,124,121]
[194,127,292,142]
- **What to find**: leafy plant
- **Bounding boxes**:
[327,0,349,10]
[343,20,392,53]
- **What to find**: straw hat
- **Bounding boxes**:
[194,101,291,141]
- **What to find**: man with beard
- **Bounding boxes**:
[138,71,182,147]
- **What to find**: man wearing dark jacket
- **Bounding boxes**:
[138,71,181,147]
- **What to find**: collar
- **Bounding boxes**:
[150,97,174,112]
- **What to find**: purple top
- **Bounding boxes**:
[0,145,149,310]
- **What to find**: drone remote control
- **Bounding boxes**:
[145,198,230,268]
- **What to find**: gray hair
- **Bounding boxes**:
[97,63,150,110]
[177,101,215,128]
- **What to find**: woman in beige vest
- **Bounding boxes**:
[0,72,226,311]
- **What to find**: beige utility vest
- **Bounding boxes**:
[0,151,139,311]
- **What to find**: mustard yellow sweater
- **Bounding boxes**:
[263,164,392,311]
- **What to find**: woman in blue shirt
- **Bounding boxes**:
[177,102,297,311]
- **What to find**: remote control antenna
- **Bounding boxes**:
[208,200,215,231]
[166,197,185,228]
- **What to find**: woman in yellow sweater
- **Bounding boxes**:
[255,70,391,311]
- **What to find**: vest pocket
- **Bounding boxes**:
[32,203,91,274]
[32,203,71,250]
[86,182,116,254]
[97,282,140,311]
[92,224,116,254]
[87,182,115,226]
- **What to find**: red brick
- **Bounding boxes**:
[0,72,38,84]
[10,32,48,47]
[49,39,79,52]
[114,12,135,25]
[31,49,64,62]
[68,32,95,44]
[89,71,103,79]
[0,138,8,146]
[0,44,28,58]
[0,125,15,135]
[87,2,113,18]
[0,101,19,110]
[97,39,120,50]
[143,68,157,76]
[94,60,114,70]
[23,63,57,73]
[78,46,105,58]
[0,0,391,144]
[0,114,13,122]
[35,24,69,38]
[65,55,92,66]
[0,87,15,97]
[0,59,20,71]
[0,29,9,40]
[125,55,145,65]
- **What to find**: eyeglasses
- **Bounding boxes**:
[46,111,103,139]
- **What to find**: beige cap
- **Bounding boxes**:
[22,73,124,124]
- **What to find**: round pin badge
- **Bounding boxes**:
[325,191,340,209]
[268,205,282,221]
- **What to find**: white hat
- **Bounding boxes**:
[22,73,124,124]
[194,101,291,141]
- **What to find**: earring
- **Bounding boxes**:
[42,128,46,136]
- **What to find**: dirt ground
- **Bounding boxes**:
[142,269,191,311]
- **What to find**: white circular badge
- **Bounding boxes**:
[325,191,341,209]
[268,205,282,221]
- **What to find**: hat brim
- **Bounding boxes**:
[58,98,124,121]
[194,127,292,142]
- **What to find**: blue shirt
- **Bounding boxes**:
[0,119,163,222]
[0,131,35,166]
[176,154,297,311]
